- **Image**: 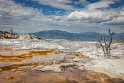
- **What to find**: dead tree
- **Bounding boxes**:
[10,27,15,39]
[10,27,14,55]
[97,29,115,57]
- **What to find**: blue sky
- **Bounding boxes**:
[0,0,124,33]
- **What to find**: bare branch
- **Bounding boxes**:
[96,28,114,57]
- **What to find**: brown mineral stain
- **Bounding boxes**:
[1,69,123,83]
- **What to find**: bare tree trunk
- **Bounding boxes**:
[97,29,115,57]
[10,27,14,55]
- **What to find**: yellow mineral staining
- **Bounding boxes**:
[29,50,56,55]
[0,50,56,62]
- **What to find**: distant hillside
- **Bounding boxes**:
[31,30,124,41]
[113,32,124,40]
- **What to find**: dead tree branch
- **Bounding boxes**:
[97,29,115,57]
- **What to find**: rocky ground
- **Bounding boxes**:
[0,39,124,83]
